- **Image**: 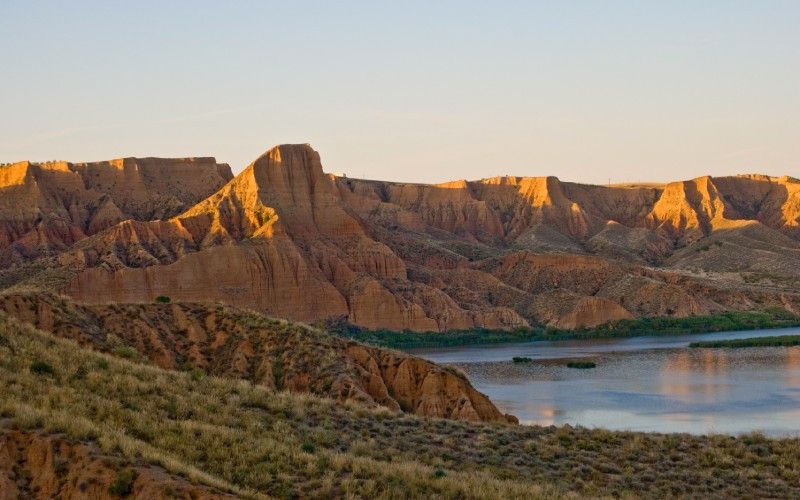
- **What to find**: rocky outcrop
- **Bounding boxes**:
[0,292,516,423]
[340,172,800,259]
[2,144,799,330]
[60,145,524,331]
[0,158,232,266]
[0,429,233,499]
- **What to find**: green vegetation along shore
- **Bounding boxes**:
[332,308,800,349]
[3,312,800,498]
[690,335,800,349]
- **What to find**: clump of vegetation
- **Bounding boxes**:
[690,335,800,348]
[333,309,800,349]
[512,356,533,363]
[154,296,171,304]
[111,345,139,359]
[29,361,55,376]
[108,469,137,496]
[566,361,596,369]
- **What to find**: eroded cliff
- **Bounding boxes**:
[2,144,799,331]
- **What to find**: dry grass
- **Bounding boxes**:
[2,313,800,498]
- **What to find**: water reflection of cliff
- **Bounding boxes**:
[785,346,800,387]
[462,344,800,435]
[660,349,729,403]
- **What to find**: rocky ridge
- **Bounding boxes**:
[2,145,798,330]
[0,158,232,267]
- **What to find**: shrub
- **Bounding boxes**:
[154,296,171,304]
[567,361,596,369]
[190,367,206,382]
[301,443,316,453]
[512,357,533,363]
[111,345,139,359]
[29,361,55,376]
[108,469,137,496]
[434,468,446,478]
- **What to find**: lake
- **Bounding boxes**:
[408,328,800,436]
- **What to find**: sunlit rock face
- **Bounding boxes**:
[3,144,799,330]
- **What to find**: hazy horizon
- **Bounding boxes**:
[2,1,798,184]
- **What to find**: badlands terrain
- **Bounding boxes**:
[1,144,800,498]
[1,143,799,332]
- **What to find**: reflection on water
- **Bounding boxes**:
[410,328,800,436]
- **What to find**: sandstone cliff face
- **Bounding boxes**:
[0,429,232,500]
[0,158,232,266]
[338,172,800,258]
[60,145,524,331]
[2,144,798,330]
[0,292,516,423]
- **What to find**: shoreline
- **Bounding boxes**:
[332,309,800,350]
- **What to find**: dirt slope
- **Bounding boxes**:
[0,429,233,500]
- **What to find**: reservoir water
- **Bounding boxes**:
[408,328,800,436]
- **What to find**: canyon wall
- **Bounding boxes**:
[2,144,799,330]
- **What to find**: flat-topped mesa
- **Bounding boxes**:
[70,157,233,209]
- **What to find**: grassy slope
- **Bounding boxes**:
[3,314,800,498]
[335,309,800,349]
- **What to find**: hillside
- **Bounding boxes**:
[2,313,800,498]
[0,291,514,423]
[1,144,798,331]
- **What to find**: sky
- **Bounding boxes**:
[1,1,798,184]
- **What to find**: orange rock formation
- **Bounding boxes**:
[2,145,799,330]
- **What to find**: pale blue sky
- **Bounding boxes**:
[1,1,798,184]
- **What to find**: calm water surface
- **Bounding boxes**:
[408,328,800,436]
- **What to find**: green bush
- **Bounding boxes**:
[108,469,137,496]
[155,296,171,304]
[190,367,206,382]
[29,361,55,376]
[301,443,316,453]
[566,361,596,369]
[512,356,533,363]
[111,345,139,359]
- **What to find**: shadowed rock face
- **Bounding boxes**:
[2,144,799,330]
[0,292,516,423]
[0,429,234,499]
